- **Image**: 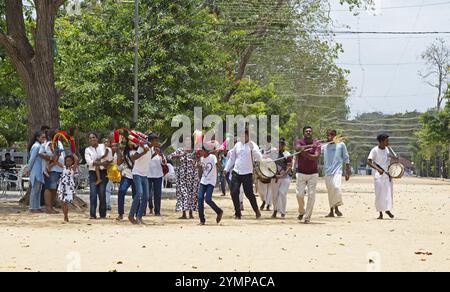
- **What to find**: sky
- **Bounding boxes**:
[329,0,450,118]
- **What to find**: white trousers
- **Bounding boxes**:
[296,173,318,220]
[257,179,277,206]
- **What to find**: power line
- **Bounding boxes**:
[331,1,450,12]
[337,62,426,66]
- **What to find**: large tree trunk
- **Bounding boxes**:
[0,0,64,139]
[25,74,60,137]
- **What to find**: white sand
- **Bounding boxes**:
[0,176,449,272]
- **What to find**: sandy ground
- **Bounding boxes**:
[0,176,449,272]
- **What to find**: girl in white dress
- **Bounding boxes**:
[57,155,79,222]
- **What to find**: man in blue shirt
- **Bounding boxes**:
[321,129,351,218]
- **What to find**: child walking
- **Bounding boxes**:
[57,154,79,222]
[197,146,223,225]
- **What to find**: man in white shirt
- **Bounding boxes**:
[367,133,397,220]
[129,143,152,224]
[84,132,112,219]
[226,142,245,211]
[147,133,167,216]
[224,129,262,219]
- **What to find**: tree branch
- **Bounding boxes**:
[0,31,13,49]
[221,0,286,102]
[54,0,67,8]
[5,0,34,62]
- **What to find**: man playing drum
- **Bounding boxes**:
[258,135,279,211]
[367,133,397,220]
[271,138,292,219]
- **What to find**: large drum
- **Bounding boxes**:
[255,158,277,184]
[388,162,405,179]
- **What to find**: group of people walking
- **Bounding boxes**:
[25,124,398,225]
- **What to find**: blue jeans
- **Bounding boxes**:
[198,183,223,223]
[44,171,61,190]
[129,175,148,219]
[89,170,107,218]
[118,177,136,216]
[148,177,163,215]
[29,180,43,210]
[106,181,113,209]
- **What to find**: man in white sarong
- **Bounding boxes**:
[321,129,351,217]
[258,136,278,211]
[271,137,292,218]
[367,133,397,220]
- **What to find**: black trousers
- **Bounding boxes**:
[230,172,259,217]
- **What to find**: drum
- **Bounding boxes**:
[388,162,405,179]
[255,159,277,183]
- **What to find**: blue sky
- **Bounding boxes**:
[329,0,450,117]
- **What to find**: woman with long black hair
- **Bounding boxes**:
[26,131,46,212]
[116,139,137,220]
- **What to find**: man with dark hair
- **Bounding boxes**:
[322,129,351,218]
[295,126,321,224]
[1,153,17,189]
[367,133,396,220]
[258,135,278,211]
[224,128,262,219]
[272,137,292,218]
[1,153,16,172]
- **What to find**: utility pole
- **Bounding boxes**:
[120,0,139,127]
[133,0,139,126]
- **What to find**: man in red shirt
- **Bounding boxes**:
[295,126,321,224]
